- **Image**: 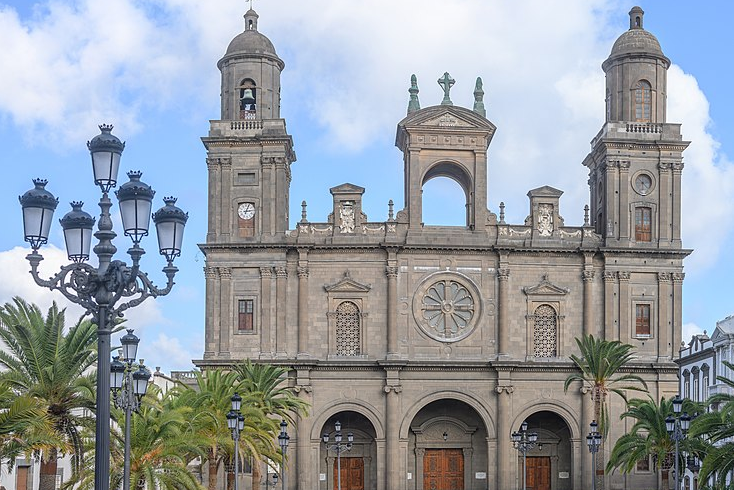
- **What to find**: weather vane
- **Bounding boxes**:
[246,0,254,10]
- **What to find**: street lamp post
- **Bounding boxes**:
[227,393,245,490]
[18,125,188,490]
[322,421,353,490]
[264,469,278,489]
[586,420,603,490]
[666,395,692,490]
[277,420,289,490]
[511,421,538,490]
[110,329,151,490]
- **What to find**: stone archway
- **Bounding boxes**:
[319,411,378,490]
[514,411,574,490]
[408,398,489,490]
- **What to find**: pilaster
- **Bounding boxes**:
[275,266,288,356]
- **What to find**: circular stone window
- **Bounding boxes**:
[412,272,482,343]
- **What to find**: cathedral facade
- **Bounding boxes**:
[196,6,689,490]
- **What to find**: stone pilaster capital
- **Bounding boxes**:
[384,384,402,394]
[293,384,312,394]
[617,271,631,281]
[385,266,399,278]
[218,267,232,279]
[672,162,684,172]
[658,162,672,172]
[260,266,273,278]
[297,266,309,278]
[495,385,514,394]
[618,160,631,171]
[275,266,288,279]
[602,270,616,282]
[203,266,218,279]
[497,268,510,281]
[658,272,673,282]
[415,448,425,457]
[672,272,685,283]
[582,270,595,282]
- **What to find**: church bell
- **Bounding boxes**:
[241,88,255,105]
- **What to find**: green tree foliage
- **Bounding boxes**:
[0,297,97,490]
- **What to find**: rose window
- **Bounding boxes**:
[413,273,481,342]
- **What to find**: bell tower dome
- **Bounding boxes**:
[602,6,670,123]
[217,8,285,120]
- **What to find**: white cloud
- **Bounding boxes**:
[143,331,199,373]
[682,322,704,345]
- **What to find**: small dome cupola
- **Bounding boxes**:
[244,8,259,31]
[217,8,285,121]
[629,6,644,29]
[602,6,670,124]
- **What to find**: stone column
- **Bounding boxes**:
[603,271,617,341]
[204,266,218,357]
[672,273,685,358]
[658,162,672,243]
[275,266,288,356]
[205,158,219,241]
[220,158,232,240]
[582,269,595,338]
[384,369,402,490]
[618,271,631,345]
[497,268,510,356]
[496,384,513,490]
[386,265,399,357]
[619,161,630,240]
[295,370,313,490]
[259,267,273,356]
[605,161,618,240]
[414,448,425,490]
[658,272,672,361]
[671,163,684,245]
[219,267,232,357]
[275,156,288,234]
[297,253,309,355]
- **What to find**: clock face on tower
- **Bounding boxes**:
[238,202,255,220]
[634,174,653,195]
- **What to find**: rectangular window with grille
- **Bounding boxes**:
[238,299,254,331]
[635,304,651,337]
[636,457,651,472]
[635,207,652,242]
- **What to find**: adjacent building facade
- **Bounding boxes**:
[196,6,690,490]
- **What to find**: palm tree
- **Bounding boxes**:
[564,334,648,489]
[0,383,60,469]
[607,396,678,490]
[173,369,242,490]
[64,385,204,490]
[689,360,734,486]
[0,297,97,490]
[233,360,310,487]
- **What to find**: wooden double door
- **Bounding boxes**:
[526,456,551,490]
[333,457,364,490]
[423,449,464,490]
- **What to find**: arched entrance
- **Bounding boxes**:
[320,411,377,490]
[517,411,573,490]
[408,399,489,490]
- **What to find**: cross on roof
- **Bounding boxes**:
[438,72,455,106]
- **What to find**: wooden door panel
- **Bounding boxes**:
[526,457,551,490]
[423,449,464,490]
[333,457,364,490]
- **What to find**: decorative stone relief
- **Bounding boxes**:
[412,272,482,343]
[339,202,355,233]
[537,204,554,236]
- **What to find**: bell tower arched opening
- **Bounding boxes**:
[238,78,257,120]
[421,162,472,226]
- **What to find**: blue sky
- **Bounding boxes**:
[0,0,732,373]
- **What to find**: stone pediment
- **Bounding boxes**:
[324,270,372,293]
[527,185,564,198]
[523,274,570,296]
[398,105,496,132]
[330,183,365,194]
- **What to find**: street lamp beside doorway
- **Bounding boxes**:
[323,421,353,490]
[277,420,289,490]
[227,393,245,490]
[511,421,538,490]
[586,420,603,490]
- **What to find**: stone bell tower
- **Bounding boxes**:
[584,6,688,249]
[202,7,295,244]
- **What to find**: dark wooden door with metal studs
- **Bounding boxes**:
[423,449,464,490]
[526,456,551,490]
[333,457,364,490]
